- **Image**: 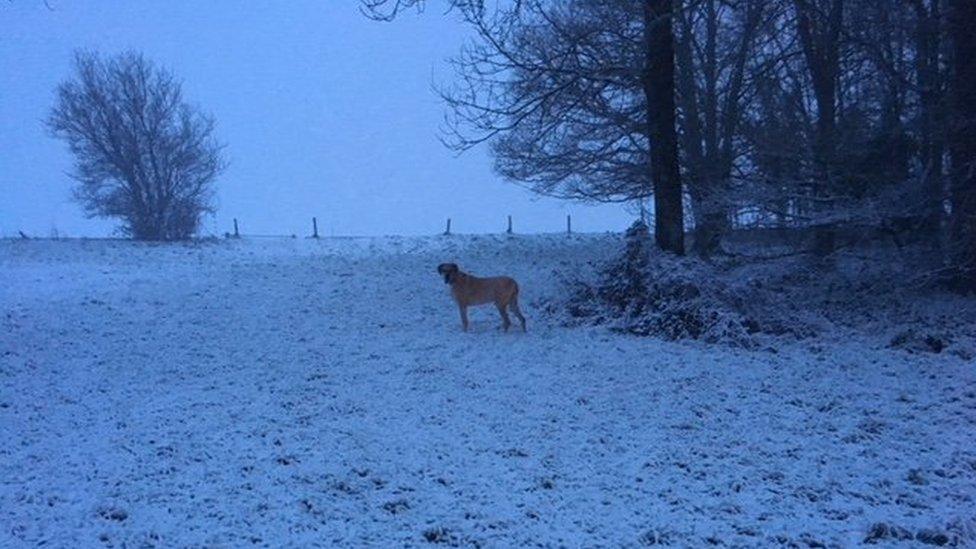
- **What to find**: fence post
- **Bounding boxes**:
[233,218,240,238]
[567,214,572,235]
[507,215,513,234]
[312,217,319,239]
[444,218,452,235]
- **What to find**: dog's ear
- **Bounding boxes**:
[437,263,458,283]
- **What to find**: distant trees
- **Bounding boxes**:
[48,51,225,240]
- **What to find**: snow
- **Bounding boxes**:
[1,234,974,547]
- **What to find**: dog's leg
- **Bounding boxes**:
[496,301,512,332]
[459,305,469,332]
[509,296,526,332]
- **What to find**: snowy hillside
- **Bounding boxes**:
[1,235,974,547]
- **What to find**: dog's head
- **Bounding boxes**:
[437,263,460,284]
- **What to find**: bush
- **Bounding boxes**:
[560,221,755,346]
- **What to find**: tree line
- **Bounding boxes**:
[365,0,976,289]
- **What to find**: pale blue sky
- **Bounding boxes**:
[0,0,635,237]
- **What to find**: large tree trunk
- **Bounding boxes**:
[948,0,976,290]
[914,0,946,240]
[643,0,685,255]
[795,0,843,257]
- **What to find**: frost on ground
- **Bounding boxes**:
[1,235,974,547]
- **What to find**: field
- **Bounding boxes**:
[2,235,974,547]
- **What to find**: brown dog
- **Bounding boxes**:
[437,263,526,332]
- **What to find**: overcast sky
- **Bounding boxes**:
[0,0,636,238]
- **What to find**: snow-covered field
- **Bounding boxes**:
[1,235,974,547]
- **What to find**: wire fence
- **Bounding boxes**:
[222,215,577,240]
[6,214,587,241]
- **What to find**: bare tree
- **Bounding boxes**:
[792,0,844,255]
[365,0,685,254]
[674,0,765,256]
[447,1,647,203]
[47,51,226,240]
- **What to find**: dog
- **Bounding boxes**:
[436,263,526,332]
